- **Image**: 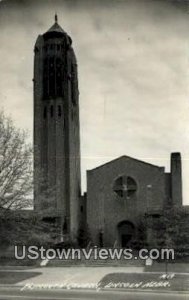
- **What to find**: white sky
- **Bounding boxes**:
[0,0,189,204]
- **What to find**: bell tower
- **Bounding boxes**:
[33,15,81,240]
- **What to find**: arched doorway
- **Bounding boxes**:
[117,221,135,247]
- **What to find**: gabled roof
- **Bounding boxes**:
[88,155,165,172]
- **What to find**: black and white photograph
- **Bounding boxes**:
[0,0,189,299]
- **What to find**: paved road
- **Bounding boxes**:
[0,288,188,300]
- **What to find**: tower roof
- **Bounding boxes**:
[46,14,66,34]
[43,14,72,45]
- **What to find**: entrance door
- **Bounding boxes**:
[121,234,132,247]
[118,221,135,247]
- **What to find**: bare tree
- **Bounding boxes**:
[0,111,33,213]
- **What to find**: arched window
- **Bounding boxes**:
[43,54,63,99]
[50,105,54,118]
[43,58,49,98]
[43,106,47,119]
[49,57,55,97]
[56,58,63,97]
[71,64,77,106]
[58,105,62,117]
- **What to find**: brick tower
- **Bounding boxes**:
[33,15,81,241]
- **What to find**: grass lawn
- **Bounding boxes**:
[0,258,40,267]
[0,271,42,284]
[99,272,189,292]
[145,261,189,273]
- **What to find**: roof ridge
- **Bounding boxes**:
[88,155,165,172]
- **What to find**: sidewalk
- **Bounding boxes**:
[14,266,144,286]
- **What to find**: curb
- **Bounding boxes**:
[0,284,188,295]
[100,287,189,294]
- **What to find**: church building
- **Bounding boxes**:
[86,153,182,247]
[33,16,183,247]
